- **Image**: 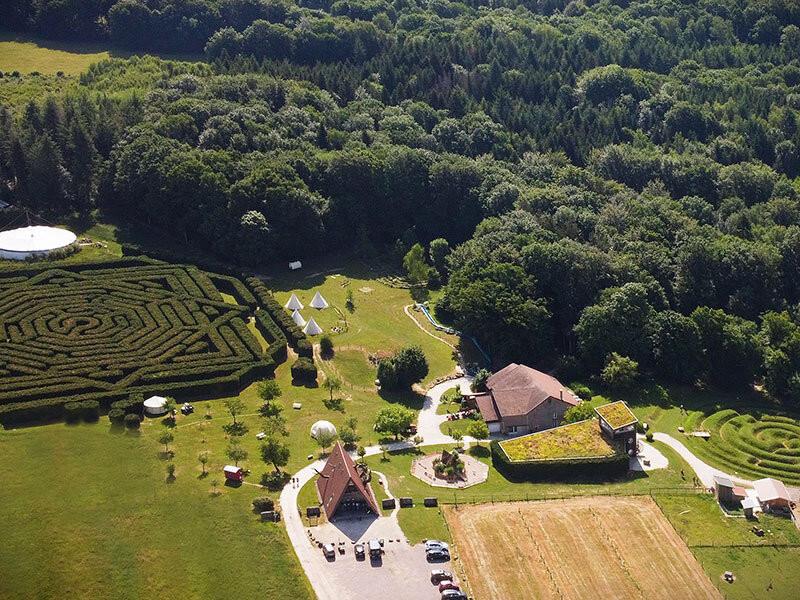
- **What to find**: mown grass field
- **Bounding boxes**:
[444,496,721,600]
[577,382,800,485]
[0,422,313,600]
[0,35,111,74]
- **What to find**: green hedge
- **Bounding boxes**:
[246,277,312,355]
[490,440,629,481]
[0,258,280,426]
[291,357,318,382]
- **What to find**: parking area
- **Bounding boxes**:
[304,515,452,600]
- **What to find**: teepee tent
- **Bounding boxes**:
[292,309,306,327]
[285,293,303,310]
[303,317,323,335]
[310,291,329,309]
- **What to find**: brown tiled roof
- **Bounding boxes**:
[486,363,578,418]
[316,441,380,517]
[474,393,500,422]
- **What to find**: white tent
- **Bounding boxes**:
[303,317,323,335]
[143,396,168,416]
[291,309,306,327]
[310,420,337,439]
[285,293,303,310]
[310,291,329,309]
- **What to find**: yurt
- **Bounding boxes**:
[0,225,76,260]
[285,293,303,310]
[310,420,337,439]
[310,291,329,309]
[291,309,306,327]
[143,396,168,416]
[303,317,323,335]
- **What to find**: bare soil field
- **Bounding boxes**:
[443,496,721,600]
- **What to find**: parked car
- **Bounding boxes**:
[323,543,336,559]
[368,539,382,558]
[425,540,449,551]
[354,544,365,560]
[180,403,194,415]
[426,548,450,561]
[430,570,453,584]
[440,590,466,600]
[438,581,460,593]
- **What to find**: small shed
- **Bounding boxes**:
[594,401,638,452]
[289,261,302,270]
[754,478,792,511]
[143,396,168,416]
[223,465,243,482]
[713,475,737,504]
[741,496,758,518]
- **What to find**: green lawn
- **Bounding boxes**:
[0,423,313,600]
[654,494,800,547]
[267,260,458,388]
[653,493,800,599]
[692,547,800,600]
[329,349,376,388]
[580,382,800,485]
[0,35,111,74]
[367,441,693,506]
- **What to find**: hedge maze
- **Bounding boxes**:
[0,257,284,424]
[686,409,800,485]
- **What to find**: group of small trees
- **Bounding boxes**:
[377,346,429,390]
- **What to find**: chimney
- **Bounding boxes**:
[560,389,563,401]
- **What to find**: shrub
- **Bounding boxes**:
[377,346,429,390]
[291,357,317,382]
[319,335,334,357]
[124,413,142,429]
[64,402,83,423]
[261,470,289,491]
[570,383,593,400]
[645,431,654,442]
[296,338,313,358]
[108,407,126,425]
[601,353,639,389]
[252,496,275,512]
[471,368,491,392]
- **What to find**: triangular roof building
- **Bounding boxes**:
[303,317,323,335]
[292,309,306,327]
[310,291,329,309]
[285,293,303,310]
[316,442,380,518]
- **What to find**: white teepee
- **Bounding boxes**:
[291,309,306,327]
[309,291,329,309]
[303,317,323,335]
[285,293,303,310]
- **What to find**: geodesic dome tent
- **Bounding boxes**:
[311,420,337,439]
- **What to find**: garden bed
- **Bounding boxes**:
[499,419,619,462]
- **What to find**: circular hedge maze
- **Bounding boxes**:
[686,409,800,485]
[0,258,276,423]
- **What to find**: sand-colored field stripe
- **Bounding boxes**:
[443,496,722,600]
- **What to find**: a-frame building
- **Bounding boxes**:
[316,441,380,518]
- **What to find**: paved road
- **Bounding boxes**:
[279,378,470,600]
[653,432,800,501]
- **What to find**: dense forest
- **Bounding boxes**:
[2,0,800,401]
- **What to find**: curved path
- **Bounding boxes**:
[653,432,800,500]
